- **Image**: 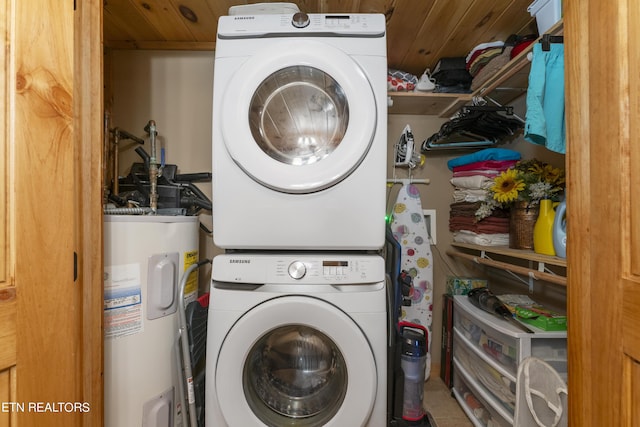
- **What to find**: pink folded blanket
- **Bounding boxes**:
[452,159,518,173]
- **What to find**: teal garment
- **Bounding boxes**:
[524,43,566,154]
[446,148,521,170]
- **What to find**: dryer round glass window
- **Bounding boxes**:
[243,324,347,426]
[249,66,349,166]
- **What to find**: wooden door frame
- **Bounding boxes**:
[75,0,104,425]
[565,0,633,425]
[10,1,102,426]
[564,0,591,425]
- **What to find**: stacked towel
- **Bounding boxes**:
[448,149,521,245]
[466,41,505,77]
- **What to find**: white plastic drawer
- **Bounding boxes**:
[454,333,516,416]
[531,338,568,381]
[454,300,519,376]
[453,362,512,427]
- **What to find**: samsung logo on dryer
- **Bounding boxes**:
[229,259,251,264]
[234,16,255,20]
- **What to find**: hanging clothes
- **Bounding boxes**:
[422,106,523,151]
[524,41,566,154]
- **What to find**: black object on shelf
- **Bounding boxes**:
[540,34,564,51]
[421,105,523,151]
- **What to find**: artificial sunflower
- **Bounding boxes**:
[491,169,525,203]
[475,158,566,221]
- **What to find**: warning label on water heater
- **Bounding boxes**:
[183,250,199,304]
[104,263,143,339]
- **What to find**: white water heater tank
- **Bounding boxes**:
[104,215,200,427]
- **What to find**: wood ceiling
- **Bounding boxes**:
[103,0,538,76]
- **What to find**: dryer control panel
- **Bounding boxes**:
[217,13,386,38]
[212,254,385,284]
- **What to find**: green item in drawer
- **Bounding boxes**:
[446,277,487,295]
[515,305,567,331]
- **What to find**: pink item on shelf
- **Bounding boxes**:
[452,170,502,178]
[452,159,518,173]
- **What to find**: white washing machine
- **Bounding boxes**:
[212,12,387,250]
[205,253,388,427]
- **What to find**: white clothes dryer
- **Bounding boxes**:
[211,13,387,250]
[205,253,387,427]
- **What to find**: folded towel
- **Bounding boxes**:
[450,175,494,190]
[453,230,510,246]
[447,148,521,170]
[452,188,489,203]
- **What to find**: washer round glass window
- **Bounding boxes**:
[243,325,348,426]
[248,66,349,166]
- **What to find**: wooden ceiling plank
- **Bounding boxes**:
[129,0,194,41]
[356,0,392,14]
[104,0,164,42]
[168,0,219,42]
[429,0,514,69]
[104,40,216,50]
[203,0,236,18]
[102,0,537,75]
[472,0,539,43]
[295,0,318,13]
[320,0,361,13]
[399,0,474,75]
[386,0,436,72]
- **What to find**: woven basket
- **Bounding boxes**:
[509,201,539,249]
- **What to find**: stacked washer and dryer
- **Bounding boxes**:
[206,8,389,427]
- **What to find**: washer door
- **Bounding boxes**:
[220,40,377,193]
[215,296,378,427]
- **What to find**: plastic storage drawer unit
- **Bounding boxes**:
[452,296,567,426]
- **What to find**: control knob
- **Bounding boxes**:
[292,12,310,28]
[288,261,307,280]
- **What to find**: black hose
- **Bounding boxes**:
[181,196,212,211]
[174,172,212,183]
[135,147,151,171]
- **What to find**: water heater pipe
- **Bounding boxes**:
[147,120,158,214]
[110,127,145,197]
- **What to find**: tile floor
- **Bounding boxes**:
[423,377,473,427]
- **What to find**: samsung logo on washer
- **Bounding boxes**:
[234,16,255,20]
[229,259,250,264]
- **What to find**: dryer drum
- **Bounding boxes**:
[243,325,348,425]
[249,66,349,166]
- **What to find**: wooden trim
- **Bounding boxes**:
[0,0,9,286]
[0,289,16,371]
[75,0,104,425]
[446,250,567,286]
[565,1,592,425]
[451,243,567,267]
[104,40,215,51]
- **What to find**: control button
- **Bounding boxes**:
[288,261,307,279]
[292,12,310,28]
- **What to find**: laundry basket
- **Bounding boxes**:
[514,357,568,427]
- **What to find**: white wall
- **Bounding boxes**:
[110,50,216,285]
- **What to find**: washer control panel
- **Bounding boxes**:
[213,254,385,284]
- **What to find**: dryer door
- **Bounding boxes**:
[220,40,377,193]
[215,295,378,426]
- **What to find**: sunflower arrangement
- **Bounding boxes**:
[475,159,565,220]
